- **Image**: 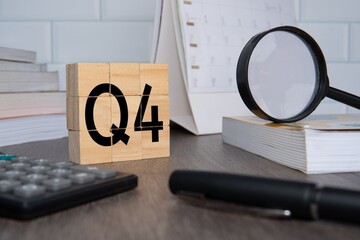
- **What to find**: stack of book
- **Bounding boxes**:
[222,114,360,174]
[0,47,66,146]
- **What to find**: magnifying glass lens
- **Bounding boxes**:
[248,31,318,120]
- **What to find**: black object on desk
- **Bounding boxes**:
[0,156,137,220]
[169,170,360,224]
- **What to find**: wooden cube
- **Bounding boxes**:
[66,62,170,164]
[68,130,112,164]
[141,95,170,128]
[110,63,140,96]
[140,64,168,95]
[67,63,110,97]
[111,95,140,131]
[111,128,142,162]
[67,95,111,131]
[142,126,170,159]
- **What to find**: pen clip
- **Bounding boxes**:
[177,192,292,219]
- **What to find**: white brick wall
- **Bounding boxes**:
[0,0,100,20]
[0,0,158,90]
[297,0,360,114]
[0,22,51,63]
[0,0,358,114]
[52,22,154,63]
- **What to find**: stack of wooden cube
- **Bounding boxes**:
[66,63,170,164]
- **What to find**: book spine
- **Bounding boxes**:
[0,92,66,119]
[0,47,36,63]
[0,71,59,93]
[0,61,47,72]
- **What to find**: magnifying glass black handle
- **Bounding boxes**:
[236,26,360,123]
[327,86,360,109]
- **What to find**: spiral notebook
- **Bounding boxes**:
[156,0,295,134]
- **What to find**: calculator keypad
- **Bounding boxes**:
[0,158,118,198]
[0,153,137,220]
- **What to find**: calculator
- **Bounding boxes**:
[0,153,138,220]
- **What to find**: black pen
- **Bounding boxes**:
[169,170,360,224]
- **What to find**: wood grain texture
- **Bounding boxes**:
[140,63,168,95]
[2,125,360,240]
[110,62,140,96]
[67,95,111,131]
[68,129,112,164]
[67,63,110,97]
[142,95,170,127]
[111,95,140,130]
[142,125,170,159]
[66,63,170,164]
[112,128,142,162]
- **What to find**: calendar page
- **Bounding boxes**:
[176,0,296,93]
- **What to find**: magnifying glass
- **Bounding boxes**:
[236,26,360,123]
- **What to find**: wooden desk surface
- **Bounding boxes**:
[1,125,359,240]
